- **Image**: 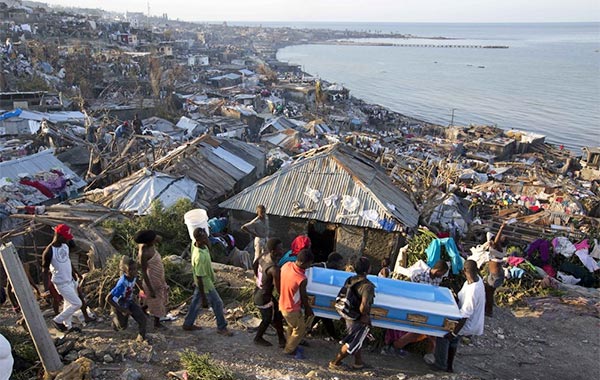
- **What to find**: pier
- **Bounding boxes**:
[316,41,509,49]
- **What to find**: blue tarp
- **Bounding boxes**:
[0,108,22,121]
[425,238,465,274]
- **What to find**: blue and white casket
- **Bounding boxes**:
[306,267,462,337]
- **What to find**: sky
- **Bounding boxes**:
[41,0,600,23]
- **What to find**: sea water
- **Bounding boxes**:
[274,23,600,152]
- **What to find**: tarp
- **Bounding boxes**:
[0,109,85,124]
[0,149,86,189]
[118,173,198,215]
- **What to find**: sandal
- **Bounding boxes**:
[328,362,347,371]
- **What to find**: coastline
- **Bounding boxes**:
[274,44,579,157]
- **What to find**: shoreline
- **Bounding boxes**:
[274,42,580,156]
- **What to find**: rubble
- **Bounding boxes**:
[0,3,598,380]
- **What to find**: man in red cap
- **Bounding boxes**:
[42,224,82,332]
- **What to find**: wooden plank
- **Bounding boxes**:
[0,243,63,373]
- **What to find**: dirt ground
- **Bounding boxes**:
[2,265,599,380]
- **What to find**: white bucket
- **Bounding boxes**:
[184,209,209,241]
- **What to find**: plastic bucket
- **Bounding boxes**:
[184,209,209,241]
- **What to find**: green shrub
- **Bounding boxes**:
[103,198,194,257]
[180,350,235,380]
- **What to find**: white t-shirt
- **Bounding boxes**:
[50,244,73,285]
[458,276,485,336]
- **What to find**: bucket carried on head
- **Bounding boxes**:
[184,209,209,241]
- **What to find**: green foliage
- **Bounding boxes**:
[15,74,52,92]
[0,326,37,363]
[103,198,194,258]
[180,350,235,380]
[405,228,438,267]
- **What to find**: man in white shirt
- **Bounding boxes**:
[433,259,485,372]
[42,224,82,332]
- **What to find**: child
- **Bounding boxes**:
[182,228,233,336]
[106,256,147,341]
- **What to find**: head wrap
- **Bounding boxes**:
[54,224,73,240]
[291,235,311,256]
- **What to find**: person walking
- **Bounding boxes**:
[279,249,314,359]
[135,230,169,329]
[182,228,233,336]
[329,257,375,370]
[42,224,82,332]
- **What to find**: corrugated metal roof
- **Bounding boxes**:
[0,149,87,189]
[219,144,419,229]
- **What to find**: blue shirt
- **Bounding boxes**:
[110,275,137,306]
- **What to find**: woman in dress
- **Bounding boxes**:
[134,230,169,329]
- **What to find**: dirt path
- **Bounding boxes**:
[1,268,599,380]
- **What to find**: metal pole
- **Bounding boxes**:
[450,108,456,126]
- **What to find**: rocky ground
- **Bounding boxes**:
[2,265,599,380]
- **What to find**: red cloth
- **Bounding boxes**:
[54,224,74,240]
[437,232,450,238]
[19,179,53,198]
[291,235,311,255]
[507,256,526,267]
[542,264,557,278]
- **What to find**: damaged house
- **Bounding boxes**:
[85,135,266,214]
[219,143,419,264]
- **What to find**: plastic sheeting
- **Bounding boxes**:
[119,173,197,215]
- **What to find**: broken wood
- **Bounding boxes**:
[0,243,63,374]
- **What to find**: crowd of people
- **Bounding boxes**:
[2,205,492,375]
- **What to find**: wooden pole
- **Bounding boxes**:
[0,243,63,374]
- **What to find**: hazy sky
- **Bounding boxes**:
[43,0,600,23]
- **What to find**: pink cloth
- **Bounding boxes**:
[575,240,589,251]
[507,256,525,267]
[290,235,311,255]
[542,264,557,278]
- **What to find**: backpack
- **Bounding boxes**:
[335,276,365,320]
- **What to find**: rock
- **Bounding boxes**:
[54,357,93,380]
[64,351,79,363]
[396,373,407,380]
[582,339,589,343]
[121,368,142,380]
[306,370,319,378]
[57,340,76,356]
[103,354,114,363]
[425,374,435,379]
[498,334,505,340]
[78,349,95,359]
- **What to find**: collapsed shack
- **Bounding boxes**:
[0,204,122,321]
[84,134,266,214]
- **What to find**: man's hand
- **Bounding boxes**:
[120,307,131,317]
[360,314,371,326]
[305,308,314,318]
[443,331,457,340]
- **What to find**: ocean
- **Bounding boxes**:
[272,23,600,152]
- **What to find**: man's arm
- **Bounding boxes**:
[271,267,281,296]
[195,275,208,308]
[299,279,313,317]
[359,292,372,326]
[105,291,130,316]
[41,245,53,289]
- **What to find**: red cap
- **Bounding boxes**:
[54,224,73,240]
[291,235,311,255]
